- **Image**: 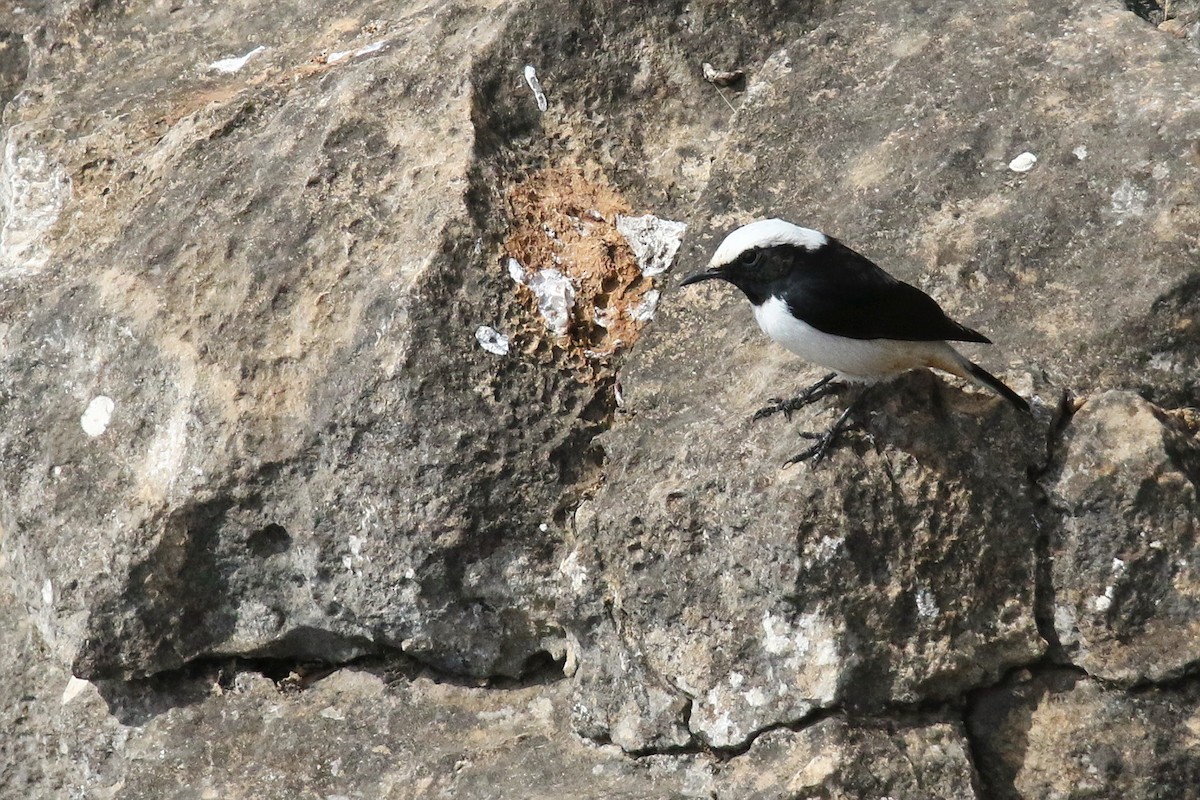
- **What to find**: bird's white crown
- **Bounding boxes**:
[708,219,828,268]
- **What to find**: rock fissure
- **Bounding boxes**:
[92,642,573,724]
[1027,388,1082,662]
[696,705,845,761]
[1125,0,1166,24]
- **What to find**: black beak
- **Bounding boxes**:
[680,269,724,287]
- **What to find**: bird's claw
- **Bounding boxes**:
[752,397,795,422]
[783,429,840,467]
[751,373,840,424]
[782,392,862,468]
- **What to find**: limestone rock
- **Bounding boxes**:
[0,572,980,799]
[0,0,592,682]
[3,0,1200,796]
[1045,390,1200,683]
[564,0,1200,751]
[0,574,702,799]
[568,370,1046,751]
[0,0,825,687]
[969,669,1200,800]
[718,718,980,800]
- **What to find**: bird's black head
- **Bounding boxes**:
[681,219,830,305]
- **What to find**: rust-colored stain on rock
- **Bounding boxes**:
[503,166,654,367]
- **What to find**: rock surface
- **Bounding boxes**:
[2,0,1200,797]
[1,570,986,799]
[719,717,980,800]
[2,0,593,683]
[0,573,691,799]
[969,668,1200,800]
[567,374,1045,750]
[1046,390,1200,684]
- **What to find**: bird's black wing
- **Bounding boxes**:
[779,239,990,343]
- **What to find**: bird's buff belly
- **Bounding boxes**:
[752,297,960,381]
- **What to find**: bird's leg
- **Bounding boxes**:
[784,385,873,467]
[928,372,947,417]
[753,372,840,422]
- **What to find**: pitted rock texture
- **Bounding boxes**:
[3,574,988,799]
[3,0,591,681]
[0,0,828,684]
[563,0,1200,753]
[2,0,1200,797]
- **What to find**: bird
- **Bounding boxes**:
[681,218,1029,465]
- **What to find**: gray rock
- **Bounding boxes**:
[563,0,1200,751]
[1045,390,1200,683]
[717,718,980,800]
[3,0,1200,795]
[1161,0,1200,44]
[0,0,590,681]
[567,369,1046,751]
[0,0,832,687]
[0,571,702,799]
[2,571,985,799]
[0,31,27,110]
[969,668,1200,800]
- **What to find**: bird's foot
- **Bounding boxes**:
[752,373,839,423]
[753,397,799,422]
[783,428,843,467]
[781,392,864,468]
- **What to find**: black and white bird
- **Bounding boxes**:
[681,219,1029,464]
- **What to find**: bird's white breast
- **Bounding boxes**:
[751,296,961,381]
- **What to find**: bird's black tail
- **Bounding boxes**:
[964,361,1031,414]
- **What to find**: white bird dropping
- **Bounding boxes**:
[81,395,115,437]
[208,45,266,74]
[524,65,548,112]
[1008,152,1037,173]
[629,289,661,322]
[507,257,526,284]
[616,214,688,277]
[527,269,576,335]
[475,326,510,356]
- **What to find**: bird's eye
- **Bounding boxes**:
[738,249,761,266]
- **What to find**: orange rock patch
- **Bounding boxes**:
[503,167,655,363]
